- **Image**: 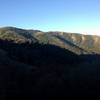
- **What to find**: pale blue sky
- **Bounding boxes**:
[0,0,100,35]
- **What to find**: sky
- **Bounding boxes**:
[0,0,100,35]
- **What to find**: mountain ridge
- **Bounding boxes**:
[0,26,100,54]
[1,26,100,36]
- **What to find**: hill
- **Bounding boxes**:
[0,26,98,54]
[0,27,100,99]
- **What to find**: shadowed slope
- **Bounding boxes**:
[0,39,99,99]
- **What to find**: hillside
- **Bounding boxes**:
[0,38,84,98]
[0,27,100,99]
[0,27,100,54]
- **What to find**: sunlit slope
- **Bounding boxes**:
[0,27,100,54]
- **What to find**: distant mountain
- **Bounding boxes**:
[0,27,100,54]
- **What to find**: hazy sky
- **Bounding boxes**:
[0,0,100,35]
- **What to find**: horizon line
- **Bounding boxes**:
[0,26,100,36]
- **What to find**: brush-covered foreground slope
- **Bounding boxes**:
[0,39,84,98]
[0,37,100,99]
[1,27,100,54]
